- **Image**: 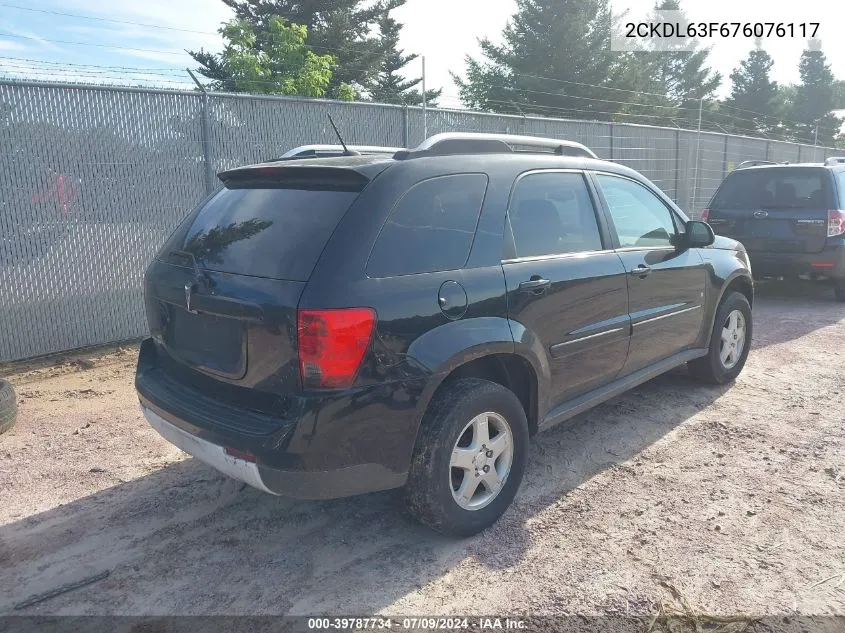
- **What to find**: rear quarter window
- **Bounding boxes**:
[836,171,845,205]
[366,174,488,278]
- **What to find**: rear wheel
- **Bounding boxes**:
[404,378,529,537]
[835,281,845,303]
[688,291,753,385]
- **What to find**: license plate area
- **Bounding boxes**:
[165,306,247,379]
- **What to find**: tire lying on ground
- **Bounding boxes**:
[0,379,17,435]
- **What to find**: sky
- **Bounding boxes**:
[0,0,844,106]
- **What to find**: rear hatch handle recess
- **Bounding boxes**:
[172,250,265,324]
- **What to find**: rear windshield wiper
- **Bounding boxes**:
[170,250,212,288]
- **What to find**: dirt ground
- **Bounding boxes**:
[0,281,843,622]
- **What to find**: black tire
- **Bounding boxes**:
[404,378,529,537]
[688,291,753,385]
[834,281,845,303]
[0,379,17,435]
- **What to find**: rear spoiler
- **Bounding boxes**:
[217,164,372,191]
[825,157,845,166]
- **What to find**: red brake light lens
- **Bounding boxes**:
[827,210,845,237]
[297,308,376,389]
[700,209,710,222]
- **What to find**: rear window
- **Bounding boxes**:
[167,187,358,281]
[711,168,833,211]
[366,174,488,278]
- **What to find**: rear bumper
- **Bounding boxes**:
[141,404,405,499]
[136,338,416,499]
[747,244,845,279]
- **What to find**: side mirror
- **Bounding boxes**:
[685,220,715,248]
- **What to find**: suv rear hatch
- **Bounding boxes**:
[705,167,835,254]
[142,161,384,411]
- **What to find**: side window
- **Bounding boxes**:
[837,171,845,202]
[507,172,604,258]
[596,174,677,248]
[366,174,488,277]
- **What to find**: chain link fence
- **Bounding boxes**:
[0,80,839,362]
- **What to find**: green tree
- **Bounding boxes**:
[834,80,845,109]
[454,0,682,125]
[639,0,722,129]
[206,0,388,99]
[723,41,779,136]
[789,40,842,145]
[370,7,442,106]
[191,16,339,97]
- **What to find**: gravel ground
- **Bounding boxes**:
[0,281,843,623]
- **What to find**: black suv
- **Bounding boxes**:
[703,158,845,301]
[136,133,754,536]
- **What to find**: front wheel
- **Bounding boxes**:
[404,378,529,537]
[688,291,753,385]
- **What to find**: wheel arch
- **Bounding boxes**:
[409,348,544,453]
[721,273,754,308]
[703,272,754,348]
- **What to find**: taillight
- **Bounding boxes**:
[828,210,845,237]
[700,209,710,222]
[297,308,376,389]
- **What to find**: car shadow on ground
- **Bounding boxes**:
[750,280,843,350]
[0,367,729,616]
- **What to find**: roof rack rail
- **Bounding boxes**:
[735,159,785,170]
[275,144,404,160]
[394,132,598,160]
[824,156,845,166]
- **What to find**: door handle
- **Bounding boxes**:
[629,264,652,278]
[518,277,551,294]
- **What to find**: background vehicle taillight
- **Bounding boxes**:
[828,210,845,237]
[700,209,710,222]
[297,308,376,389]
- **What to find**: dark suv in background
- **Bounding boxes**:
[703,158,845,301]
[136,133,754,536]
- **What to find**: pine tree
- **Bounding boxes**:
[191,0,387,99]
[453,0,643,121]
[370,7,442,106]
[723,41,779,136]
[790,40,842,145]
[640,0,722,129]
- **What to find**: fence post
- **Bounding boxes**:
[722,135,729,176]
[674,128,680,202]
[797,145,802,163]
[765,140,771,161]
[187,69,215,194]
[401,105,409,148]
[609,123,614,160]
[201,92,215,194]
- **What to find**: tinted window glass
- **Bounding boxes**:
[366,174,488,277]
[171,187,357,281]
[596,174,676,248]
[507,172,603,258]
[710,168,832,210]
[836,171,845,203]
